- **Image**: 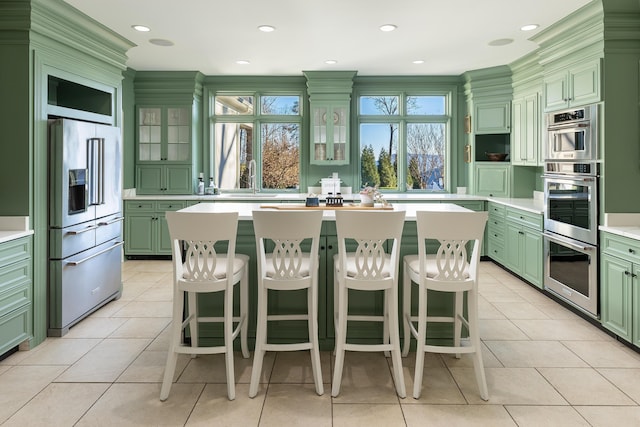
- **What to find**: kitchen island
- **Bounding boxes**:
[175,202,474,350]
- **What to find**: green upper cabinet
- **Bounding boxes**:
[133,71,203,195]
[474,101,511,134]
[511,92,541,166]
[543,59,601,111]
[304,71,356,165]
[136,105,194,195]
[310,102,349,164]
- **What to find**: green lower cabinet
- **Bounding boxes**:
[600,253,634,343]
[503,211,543,288]
[124,200,187,256]
[0,236,33,357]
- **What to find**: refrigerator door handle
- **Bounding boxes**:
[98,138,105,205]
[87,138,105,206]
[66,224,99,235]
[97,216,124,226]
[65,241,123,266]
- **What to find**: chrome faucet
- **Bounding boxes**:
[248,159,258,193]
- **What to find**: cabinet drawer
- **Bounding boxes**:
[0,237,31,266]
[487,240,505,262]
[0,258,31,318]
[506,208,542,231]
[488,215,505,231]
[157,201,187,211]
[487,223,505,242]
[125,201,155,212]
[0,303,31,356]
[601,232,640,264]
[487,202,506,218]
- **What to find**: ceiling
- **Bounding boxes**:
[63,0,593,76]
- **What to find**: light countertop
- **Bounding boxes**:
[180,202,473,220]
[0,216,34,244]
[600,213,640,240]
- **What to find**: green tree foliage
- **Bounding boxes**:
[361,145,379,187]
[408,155,421,189]
[378,147,397,189]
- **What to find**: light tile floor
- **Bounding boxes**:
[2,260,640,426]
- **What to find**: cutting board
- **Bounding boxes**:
[260,203,394,210]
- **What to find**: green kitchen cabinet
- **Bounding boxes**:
[474,101,511,134]
[475,164,511,197]
[124,200,187,256]
[309,102,349,164]
[503,207,543,288]
[304,71,355,166]
[136,164,192,195]
[600,232,640,347]
[543,59,601,111]
[486,202,507,265]
[0,236,32,357]
[135,105,194,195]
[511,92,541,166]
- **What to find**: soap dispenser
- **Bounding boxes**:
[197,174,205,195]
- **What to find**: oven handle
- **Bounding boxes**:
[543,232,595,252]
[542,174,596,183]
[548,122,589,131]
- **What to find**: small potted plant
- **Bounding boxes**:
[360,185,384,207]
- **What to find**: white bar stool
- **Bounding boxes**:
[402,210,489,400]
[160,211,249,401]
[249,210,324,398]
[332,210,406,398]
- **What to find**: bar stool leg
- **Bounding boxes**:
[331,283,348,397]
[224,286,236,401]
[413,285,428,399]
[308,281,324,395]
[249,286,268,398]
[402,262,412,357]
[388,286,406,398]
[240,268,250,358]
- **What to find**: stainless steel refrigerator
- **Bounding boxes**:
[48,118,123,336]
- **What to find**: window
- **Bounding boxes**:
[358,93,449,192]
[212,93,301,191]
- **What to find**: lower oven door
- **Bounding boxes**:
[544,232,598,318]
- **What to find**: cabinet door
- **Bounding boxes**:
[136,165,164,194]
[504,223,522,274]
[164,165,192,194]
[475,164,510,197]
[166,107,191,162]
[523,94,540,166]
[138,107,162,161]
[124,213,156,255]
[310,103,349,165]
[543,71,568,111]
[569,60,600,107]
[521,230,543,288]
[600,253,633,342]
[475,102,510,134]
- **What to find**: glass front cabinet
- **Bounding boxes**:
[310,103,348,164]
[304,71,356,166]
[136,105,193,194]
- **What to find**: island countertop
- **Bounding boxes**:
[179,202,473,220]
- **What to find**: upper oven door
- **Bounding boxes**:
[543,174,598,245]
[547,122,594,161]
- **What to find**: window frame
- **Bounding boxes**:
[356,90,452,193]
[210,91,303,193]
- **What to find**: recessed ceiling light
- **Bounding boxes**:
[236,60,250,65]
[379,24,397,32]
[521,24,539,31]
[412,60,424,64]
[488,38,514,46]
[325,60,338,65]
[132,25,150,32]
[149,38,174,47]
[258,25,276,32]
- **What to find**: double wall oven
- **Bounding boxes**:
[543,104,600,318]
